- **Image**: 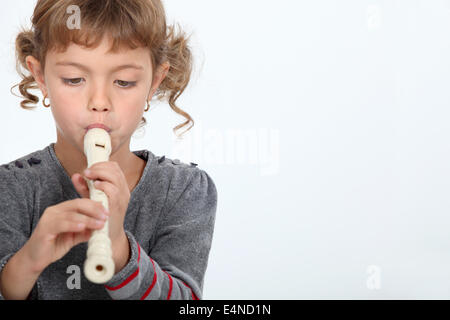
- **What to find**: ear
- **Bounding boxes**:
[25,55,48,96]
[159,61,170,79]
[149,62,170,97]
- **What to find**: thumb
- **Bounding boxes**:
[71,173,90,199]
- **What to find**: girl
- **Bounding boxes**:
[0,0,217,300]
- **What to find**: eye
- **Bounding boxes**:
[115,80,137,88]
[62,78,84,86]
[61,78,137,88]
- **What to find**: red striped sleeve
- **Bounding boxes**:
[104,244,141,291]
[181,281,199,300]
[140,258,157,300]
[103,243,199,300]
[163,270,173,300]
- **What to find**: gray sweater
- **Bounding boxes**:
[0,143,217,300]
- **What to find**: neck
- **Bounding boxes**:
[53,134,137,182]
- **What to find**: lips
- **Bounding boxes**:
[86,123,112,133]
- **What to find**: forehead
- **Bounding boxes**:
[46,37,152,70]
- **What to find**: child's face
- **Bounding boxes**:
[26,36,168,153]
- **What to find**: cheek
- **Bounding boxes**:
[115,92,146,116]
[47,78,80,108]
[51,89,79,113]
[52,92,78,109]
[50,106,83,131]
[117,102,145,129]
[49,89,84,129]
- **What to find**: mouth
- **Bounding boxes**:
[85,123,112,133]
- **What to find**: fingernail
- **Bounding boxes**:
[84,169,91,176]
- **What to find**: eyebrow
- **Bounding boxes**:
[55,61,144,72]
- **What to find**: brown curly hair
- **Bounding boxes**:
[11,0,195,138]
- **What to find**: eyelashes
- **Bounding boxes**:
[62,78,83,86]
[61,78,137,88]
[116,80,137,88]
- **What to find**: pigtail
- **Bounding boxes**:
[11,28,40,110]
[155,23,195,139]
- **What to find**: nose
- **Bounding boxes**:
[88,81,112,112]
[89,105,110,112]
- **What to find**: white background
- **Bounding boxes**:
[1,0,450,299]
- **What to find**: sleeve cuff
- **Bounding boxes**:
[103,230,140,290]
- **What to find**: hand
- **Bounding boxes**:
[71,161,131,246]
[24,199,109,273]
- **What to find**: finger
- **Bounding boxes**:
[78,174,89,189]
[84,164,122,187]
[71,173,90,199]
[71,198,110,221]
[67,211,107,230]
[49,219,87,236]
[92,180,117,199]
